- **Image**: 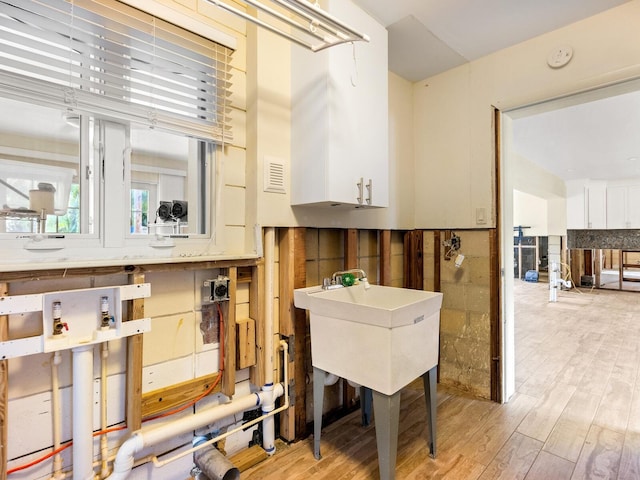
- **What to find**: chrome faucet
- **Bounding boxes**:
[329,269,371,290]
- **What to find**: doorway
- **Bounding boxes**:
[500,78,640,401]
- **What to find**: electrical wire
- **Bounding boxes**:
[142,302,225,422]
[8,303,226,475]
[6,425,128,475]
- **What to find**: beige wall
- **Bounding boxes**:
[433,230,493,398]
[413,0,640,230]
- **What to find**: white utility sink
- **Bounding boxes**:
[294,284,443,395]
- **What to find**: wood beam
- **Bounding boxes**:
[403,231,424,290]
[279,227,307,441]
[434,231,441,292]
[0,282,7,480]
[222,267,237,396]
[141,372,222,418]
[250,260,265,388]
[570,249,582,289]
[126,273,145,432]
[0,258,259,284]
[489,229,502,403]
[380,230,391,286]
[345,229,358,270]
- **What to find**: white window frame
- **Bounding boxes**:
[0,0,231,268]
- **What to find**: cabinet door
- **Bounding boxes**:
[565,183,586,229]
[606,186,627,229]
[627,186,640,228]
[587,183,607,229]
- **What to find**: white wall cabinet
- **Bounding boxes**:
[565,179,606,229]
[291,0,388,208]
[606,184,640,228]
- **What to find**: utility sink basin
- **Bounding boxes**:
[294,284,443,395]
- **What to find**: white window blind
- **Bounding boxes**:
[0,0,233,142]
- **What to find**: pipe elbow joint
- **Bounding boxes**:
[107,433,144,480]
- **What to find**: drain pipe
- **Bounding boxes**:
[72,345,95,480]
[50,351,65,480]
[192,437,240,480]
[149,340,290,471]
[263,226,276,455]
[100,342,110,479]
[324,372,339,386]
[107,386,284,480]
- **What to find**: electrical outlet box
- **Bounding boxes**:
[204,275,230,302]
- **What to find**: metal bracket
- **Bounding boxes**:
[286,334,295,363]
[288,382,295,407]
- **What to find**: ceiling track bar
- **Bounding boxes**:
[275,0,368,42]
[241,0,327,43]
[206,0,369,51]
[206,0,312,50]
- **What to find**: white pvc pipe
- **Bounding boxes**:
[150,340,289,470]
[72,345,95,480]
[264,227,275,387]
[263,227,276,455]
[550,261,558,302]
[151,383,287,469]
[100,342,110,479]
[108,391,266,479]
[50,351,65,480]
[324,372,339,386]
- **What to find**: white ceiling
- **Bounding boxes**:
[351,0,631,83]
[511,88,640,181]
[350,0,638,183]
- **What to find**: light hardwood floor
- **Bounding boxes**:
[243,282,640,479]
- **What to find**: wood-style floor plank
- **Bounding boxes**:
[524,451,574,480]
[570,425,624,480]
[543,390,601,462]
[477,432,542,480]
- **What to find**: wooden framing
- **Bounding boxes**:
[434,231,441,292]
[489,229,502,403]
[250,260,266,388]
[492,107,503,403]
[1,282,7,480]
[403,230,424,289]
[278,227,307,441]
[126,272,145,431]
[0,258,258,284]
[222,267,237,396]
[379,230,391,286]
[141,372,222,418]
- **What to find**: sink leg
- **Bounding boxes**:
[372,390,401,480]
[360,386,373,426]
[313,367,325,460]
[422,366,437,458]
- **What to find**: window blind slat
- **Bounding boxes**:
[0,0,233,142]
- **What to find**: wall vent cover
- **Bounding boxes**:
[264,157,286,194]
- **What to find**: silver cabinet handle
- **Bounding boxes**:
[357,177,364,204]
[366,178,372,205]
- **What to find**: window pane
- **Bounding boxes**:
[0,97,82,235]
[130,125,211,237]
